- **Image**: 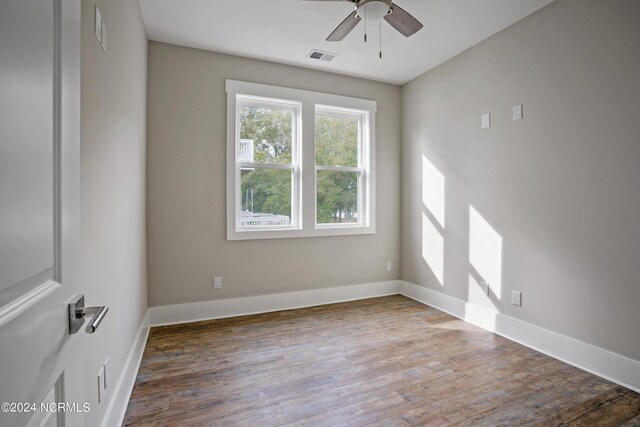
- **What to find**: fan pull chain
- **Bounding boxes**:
[364,5,367,42]
[379,18,382,59]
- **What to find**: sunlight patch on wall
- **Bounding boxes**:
[422,155,445,227]
[422,212,444,285]
[469,206,503,300]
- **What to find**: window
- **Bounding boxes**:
[315,107,367,226]
[226,80,376,240]
[237,97,301,230]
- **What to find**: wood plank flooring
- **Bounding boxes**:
[124,295,640,426]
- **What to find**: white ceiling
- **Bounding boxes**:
[138,0,554,85]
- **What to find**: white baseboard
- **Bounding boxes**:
[101,310,150,427]
[149,281,401,326]
[399,281,640,393]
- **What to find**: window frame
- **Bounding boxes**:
[226,80,376,241]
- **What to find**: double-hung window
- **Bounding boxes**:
[315,106,368,227]
[236,96,301,230]
[226,80,376,240]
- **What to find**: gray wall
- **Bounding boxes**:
[401,0,640,361]
[146,42,401,307]
[81,0,147,423]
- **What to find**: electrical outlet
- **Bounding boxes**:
[386,261,392,272]
[512,290,523,306]
[480,280,490,296]
[512,104,523,121]
[213,276,222,289]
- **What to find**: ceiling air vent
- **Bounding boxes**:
[307,49,337,62]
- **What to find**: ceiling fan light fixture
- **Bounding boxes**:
[357,0,390,21]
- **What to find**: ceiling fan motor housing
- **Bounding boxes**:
[356,0,392,21]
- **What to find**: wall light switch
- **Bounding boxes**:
[97,366,105,404]
[481,113,491,129]
[512,290,523,306]
[480,281,490,296]
[94,6,102,43]
[513,104,523,121]
[100,22,107,52]
[103,358,109,390]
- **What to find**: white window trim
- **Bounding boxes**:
[226,79,376,241]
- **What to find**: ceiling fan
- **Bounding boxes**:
[303,0,423,42]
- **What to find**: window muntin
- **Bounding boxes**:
[235,96,300,230]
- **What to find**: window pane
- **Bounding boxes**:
[315,114,358,167]
[240,168,292,227]
[240,105,293,164]
[316,170,359,224]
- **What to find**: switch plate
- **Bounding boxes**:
[213,276,222,289]
[103,358,109,390]
[481,113,491,129]
[386,261,392,272]
[512,290,523,306]
[97,366,104,404]
[479,281,490,296]
[94,6,102,43]
[94,6,107,51]
[100,22,107,51]
[513,104,523,121]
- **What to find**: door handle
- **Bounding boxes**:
[68,295,108,334]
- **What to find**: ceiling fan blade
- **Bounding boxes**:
[384,3,423,37]
[326,10,361,41]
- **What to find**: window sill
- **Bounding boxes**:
[227,224,375,241]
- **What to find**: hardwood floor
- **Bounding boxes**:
[124,296,640,426]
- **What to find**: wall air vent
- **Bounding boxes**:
[307,49,337,62]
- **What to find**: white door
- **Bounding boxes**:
[0,0,85,426]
